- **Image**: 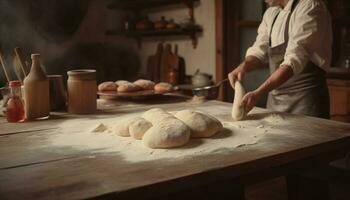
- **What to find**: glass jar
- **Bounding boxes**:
[6,81,25,122]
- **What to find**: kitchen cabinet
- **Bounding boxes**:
[327,68,350,122]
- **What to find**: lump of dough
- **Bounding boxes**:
[175,110,223,138]
[98,81,117,92]
[142,108,174,124]
[117,83,142,92]
[91,123,108,133]
[232,81,247,121]
[129,117,152,140]
[154,82,173,93]
[134,79,155,90]
[113,118,135,137]
[143,117,191,149]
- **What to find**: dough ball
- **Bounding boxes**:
[154,82,173,93]
[115,80,131,86]
[175,110,223,138]
[129,117,152,140]
[232,81,247,121]
[134,79,155,90]
[142,108,174,124]
[98,81,117,92]
[113,118,134,137]
[143,117,191,149]
[117,83,142,92]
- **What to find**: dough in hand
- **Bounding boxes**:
[142,108,173,124]
[232,81,247,121]
[117,83,142,92]
[175,110,223,138]
[134,79,155,90]
[154,82,173,93]
[143,117,191,149]
[113,118,134,137]
[129,117,152,140]
[98,81,117,91]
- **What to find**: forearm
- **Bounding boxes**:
[255,64,294,95]
[241,56,267,72]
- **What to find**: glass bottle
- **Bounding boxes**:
[6,80,25,123]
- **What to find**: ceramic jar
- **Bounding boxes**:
[67,69,97,114]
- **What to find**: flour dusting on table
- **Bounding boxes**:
[45,111,286,162]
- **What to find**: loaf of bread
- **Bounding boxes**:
[134,79,155,90]
[117,83,142,92]
[154,82,173,93]
[98,81,117,91]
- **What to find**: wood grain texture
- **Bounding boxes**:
[1,100,350,199]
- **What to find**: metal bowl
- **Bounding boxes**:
[192,85,220,100]
[192,79,228,100]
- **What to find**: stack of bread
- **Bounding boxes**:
[98,79,173,93]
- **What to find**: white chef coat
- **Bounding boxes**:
[246,0,332,75]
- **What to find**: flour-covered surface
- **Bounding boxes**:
[45,106,292,163]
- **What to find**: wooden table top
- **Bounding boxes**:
[1,98,350,200]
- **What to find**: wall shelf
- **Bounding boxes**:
[106,26,202,48]
[106,0,202,48]
[107,0,199,11]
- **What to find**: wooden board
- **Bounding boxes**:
[146,43,163,82]
[1,101,350,199]
[160,44,179,82]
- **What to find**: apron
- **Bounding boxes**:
[266,0,330,119]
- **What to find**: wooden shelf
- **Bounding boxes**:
[107,0,199,10]
[106,0,202,48]
[106,27,202,48]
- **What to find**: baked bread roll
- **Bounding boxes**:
[154,82,173,93]
[134,79,155,90]
[98,81,117,92]
[117,83,142,92]
[115,80,131,86]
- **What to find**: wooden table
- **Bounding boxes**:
[1,98,350,200]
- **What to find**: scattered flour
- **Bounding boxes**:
[262,113,286,124]
[44,108,288,163]
[45,116,268,162]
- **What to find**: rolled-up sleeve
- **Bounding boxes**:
[245,8,276,63]
[282,1,330,74]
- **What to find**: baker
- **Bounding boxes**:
[228,0,332,118]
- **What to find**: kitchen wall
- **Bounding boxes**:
[137,0,217,80]
[0,0,141,86]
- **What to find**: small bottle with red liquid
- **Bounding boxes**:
[6,81,25,123]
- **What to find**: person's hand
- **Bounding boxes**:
[228,64,246,88]
[240,90,262,113]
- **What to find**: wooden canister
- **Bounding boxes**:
[67,70,97,114]
[23,54,50,120]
